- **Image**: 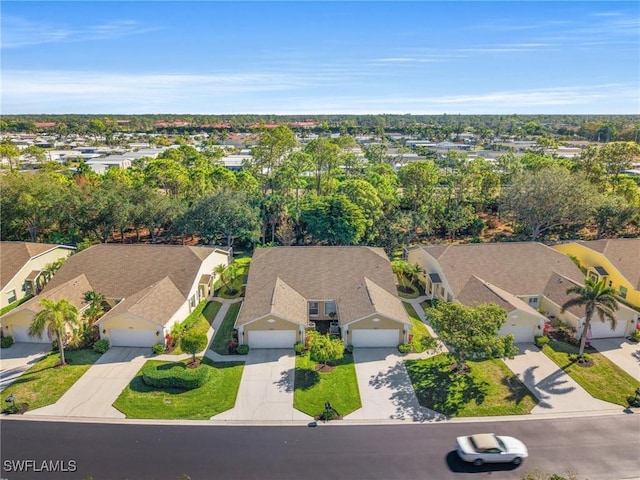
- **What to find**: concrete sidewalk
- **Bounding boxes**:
[591,337,640,382]
[212,349,310,421]
[504,343,622,415]
[0,343,48,392]
[345,348,445,422]
[26,347,149,418]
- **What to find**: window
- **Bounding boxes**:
[6,290,16,304]
[619,286,628,299]
[608,281,612,288]
[528,297,539,307]
[308,302,319,316]
[189,295,196,309]
[324,301,337,317]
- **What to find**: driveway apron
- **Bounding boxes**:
[0,343,49,392]
[345,348,444,422]
[590,338,640,382]
[212,349,310,421]
[504,343,621,414]
[25,347,149,418]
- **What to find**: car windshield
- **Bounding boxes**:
[495,436,507,451]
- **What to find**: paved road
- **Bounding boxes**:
[1,414,638,480]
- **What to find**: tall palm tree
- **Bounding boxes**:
[561,278,619,360]
[29,299,79,366]
[82,290,105,327]
[406,263,424,290]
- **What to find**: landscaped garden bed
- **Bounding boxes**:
[403,303,433,353]
[113,358,243,419]
[214,257,251,299]
[168,301,221,355]
[405,353,537,417]
[541,340,638,407]
[210,302,241,355]
[293,352,361,419]
[2,349,102,413]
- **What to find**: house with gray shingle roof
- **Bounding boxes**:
[1,244,230,347]
[0,241,75,310]
[236,247,411,348]
[407,242,638,342]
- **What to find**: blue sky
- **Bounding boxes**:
[2,1,639,114]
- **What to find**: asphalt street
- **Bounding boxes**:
[1,414,639,480]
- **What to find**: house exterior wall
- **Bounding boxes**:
[186,249,229,308]
[539,296,580,329]
[407,248,453,300]
[2,309,37,337]
[308,300,338,321]
[502,308,545,340]
[239,315,306,344]
[345,314,406,345]
[554,243,640,308]
[1,247,74,309]
[99,312,163,344]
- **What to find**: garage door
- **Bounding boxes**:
[500,324,535,343]
[11,325,51,343]
[588,319,627,339]
[352,329,399,347]
[248,330,296,349]
[109,328,157,347]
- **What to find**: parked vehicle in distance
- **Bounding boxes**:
[456,433,528,466]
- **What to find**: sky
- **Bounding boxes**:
[1,1,639,115]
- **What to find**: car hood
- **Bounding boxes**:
[498,436,528,456]
[455,436,475,455]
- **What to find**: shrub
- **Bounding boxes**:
[236,344,249,355]
[569,352,591,363]
[142,362,210,390]
[1,336,14,349]
[626,395,640,408]
[397,343,411,354]
[93,339,110,353]
[181,330,208,362]
[343,344,353,355]
[534,336,550,347]
[630,329,640,342]
[227,340,238,354]
[294,342,306,355]
[152,343,165,355]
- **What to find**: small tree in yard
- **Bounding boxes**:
[181,330,208,364]
[308,331,344,369]
[428,301,517,373]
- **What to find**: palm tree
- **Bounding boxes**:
[391,260,409,289]
[29,299,80,366]
[405,263,424,290]
[214,264,230,293]
[82,291,105,327]
[561,278,619,360]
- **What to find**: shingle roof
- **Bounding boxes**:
[43,244,218,299]
[236,247,409,327]
[576,239,640,290]
[0,241,72,289]
[418,242,584,297]
[543,272,583,317]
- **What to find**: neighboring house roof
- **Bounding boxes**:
[574,239,640,290]
[43,244,220,299]
[236,247,410,327]
[417,242,584,297]
[5,274,93,316]
[0,241,74,289]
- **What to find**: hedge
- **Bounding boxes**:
[142,362,210,390]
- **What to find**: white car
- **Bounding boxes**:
[456,433,528,466]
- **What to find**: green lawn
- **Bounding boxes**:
[170,301,222,355]
[3,349,102,412]
[113,357,244,419]
[293,352,361,418]
[541,340,638,406]
[210,302,242,355]
[405,353,537,417]
[403,303,432,353]
[215,257,251,299]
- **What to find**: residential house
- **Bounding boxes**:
[236,247,411,349]
[407,242,638,342]
[554,239,640,311]
[1,244,230,346]
[0,242,75,309]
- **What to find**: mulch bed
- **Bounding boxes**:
[313,364,335,373]
[186,359,202,369]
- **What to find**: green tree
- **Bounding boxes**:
[0,142,21,171]
[391,260,410,288]
[300,194,366,245]
[181,330,208,363]
[307,331,344,368]
[29,299,80,366]
[82,291,105,327]
[427,302,517,373]
[561,278,619,360]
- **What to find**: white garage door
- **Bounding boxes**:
[500,324,534,343]
[11,325,51,343]
[109,328,157,347]
[352,329,399,347]
[588,319,627,339]
[248,330,296,349]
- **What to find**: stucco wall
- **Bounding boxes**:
[1,247,74,308]
[407,248,452,300]
[240,315,304,343]
[99,312,162,343]
[346,314,405,344]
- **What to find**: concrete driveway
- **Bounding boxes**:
[504,343,621,414]
[590,337,640,382]
[212,349,311,422]
[0,343,49,392]
[345,348,444,422]
[26,347,149,418]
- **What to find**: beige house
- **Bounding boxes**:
[407,242,638,342]
[236,247,411,348]
[0,242,75,309]
[1,244,230,346]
